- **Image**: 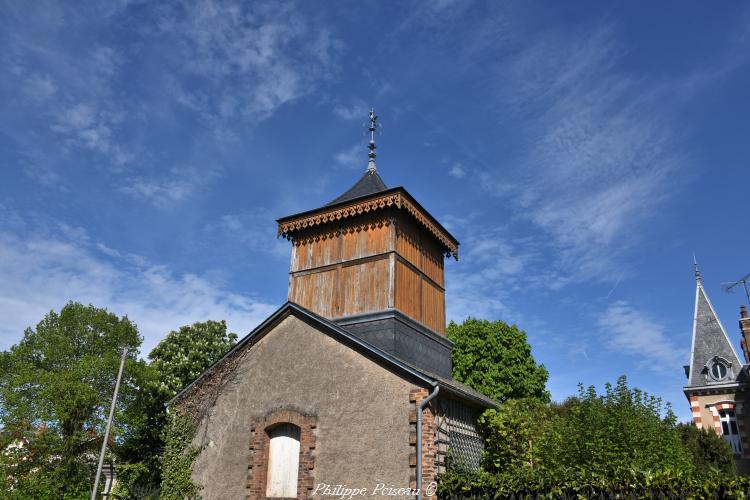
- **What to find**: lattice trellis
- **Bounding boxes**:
[435,398,484,473]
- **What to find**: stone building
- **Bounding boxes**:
[170,116,494,499]
[684,262,750,473]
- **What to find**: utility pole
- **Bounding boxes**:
[91,347,127,500]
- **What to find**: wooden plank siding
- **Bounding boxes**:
[394,260,422,321]
[287,212,447,335]
[339,259,390,317]
[421,281,446,334]
[288,269,338,318]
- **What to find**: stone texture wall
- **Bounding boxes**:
[189,315,421,499]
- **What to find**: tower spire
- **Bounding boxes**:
[693,253,702,286]
[367,109,378,172]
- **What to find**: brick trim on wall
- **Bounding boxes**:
[247,409,317,499]
[689,395,702,429]
[409,388,437,496]
[706,400,749,459]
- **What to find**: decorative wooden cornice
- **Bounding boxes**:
[277,189,459,259]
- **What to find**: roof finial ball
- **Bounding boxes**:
[367,109,378,173]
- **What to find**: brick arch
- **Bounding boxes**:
[247,409,317,499]
[706,401,750,458]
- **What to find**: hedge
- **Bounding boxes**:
[437,469,750,499]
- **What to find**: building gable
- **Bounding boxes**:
[687,278,743,388]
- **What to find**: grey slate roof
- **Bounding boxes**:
[326,169,387,206]
[687,282,743,388]
[170,302,497,409]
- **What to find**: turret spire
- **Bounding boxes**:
[367,109,378,172]
[693,253,702,286]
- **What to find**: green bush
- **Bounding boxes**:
[159,410,200,500]
[679,423,736,476]
[478,377,694,478]
[438,468,750,499]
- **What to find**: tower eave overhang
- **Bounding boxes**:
[276,187,460,259]
[683,382,744,396]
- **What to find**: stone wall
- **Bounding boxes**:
[188,314,423,499]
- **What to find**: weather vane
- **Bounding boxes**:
[367,109,378,172]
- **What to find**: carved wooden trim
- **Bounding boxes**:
[278,192,458,259]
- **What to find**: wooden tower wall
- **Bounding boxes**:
[287,210,446,334]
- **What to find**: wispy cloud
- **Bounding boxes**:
[597,300,687,371]
[448,162,466,179]
[333,98,368,121]
[120,166,220,208]
[480,25,690,283]
[1,0,344,200]
[333,143,364,169]
[160,0,343,121]
[0,214,276,355]
[204,210,288,259]
[446,222,538,324]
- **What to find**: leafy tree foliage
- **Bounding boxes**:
[0,302,143,498]
[158,410,200,500]
[550,377,693,475]
[479,377,693,477]
[148,320,238,398]
[448,318,549,402]
[478,398,561,473]
[117,320,237,494]
[678,423,736,475]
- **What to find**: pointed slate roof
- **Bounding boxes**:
[326,169,387,206]
[687,277,743,388]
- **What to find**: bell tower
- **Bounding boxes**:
[276,111,459,376]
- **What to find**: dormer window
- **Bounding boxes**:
[706,356,732,382]
[711,361,727,380]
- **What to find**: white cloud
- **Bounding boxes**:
[333,99,368,121]
[205,210,289,259]
[120,166,221,207]
[0,223,277,356]
[446,226,534,324]
[162,0,343,121]
[597,301,687,370]
[23,74,57,101]
[481,25,687,283]
[448,162,466,179]
[23,164,64,190]
[50,101,133,167]
[334,143,364,169]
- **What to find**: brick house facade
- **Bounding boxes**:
[684,263,750,474]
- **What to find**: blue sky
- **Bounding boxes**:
[1,1,749,421]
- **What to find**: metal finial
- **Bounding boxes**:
[367,109,378,172]
[693,253,702,285]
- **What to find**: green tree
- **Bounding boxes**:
[0,302,143,498]
[678,423,736,475]
[478,398,562,474]
[479,376,695,478]
[149,320,237,398]
[117,320,237,495]
[552,377,693,475]
[447,318,549,402]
